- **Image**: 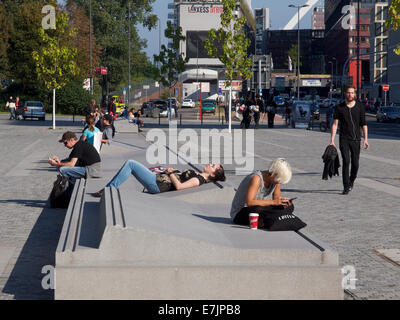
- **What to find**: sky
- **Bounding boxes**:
[138,0,323,61]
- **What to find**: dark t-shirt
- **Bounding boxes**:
[333,101,366,141]
[69,140,101,167]
[156,169,207,193]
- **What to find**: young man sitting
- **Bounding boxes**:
[48,131,102,183]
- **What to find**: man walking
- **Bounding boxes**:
[6,96,16,120]
[330,85,369,195]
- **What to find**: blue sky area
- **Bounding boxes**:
[58,0,321,61]
[139,0,323,61]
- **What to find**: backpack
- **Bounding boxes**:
[49,174,73,208]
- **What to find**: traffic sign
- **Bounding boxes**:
[383,84,389,91]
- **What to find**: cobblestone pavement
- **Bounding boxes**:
[0,114,399,299]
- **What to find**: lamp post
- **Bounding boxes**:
[89,0,93,95]
[332,56,337,88]
[289,3,309,101]
[328,61,334,92]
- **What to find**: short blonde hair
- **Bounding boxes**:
[268,158,292,184]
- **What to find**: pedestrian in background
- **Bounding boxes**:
[330,85,369,195]
[6,96,16,120]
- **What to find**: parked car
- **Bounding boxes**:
[273,96,286,107]
[23,101,46,121]
[142,100,173,118]
[376,106,400,122]
[201,100,216,114]
[182,99,195,108]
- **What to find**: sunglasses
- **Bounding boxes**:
[63,140,68,146]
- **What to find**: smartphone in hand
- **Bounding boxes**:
[289,197,297,201]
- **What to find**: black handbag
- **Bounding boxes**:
[49,174,73,208]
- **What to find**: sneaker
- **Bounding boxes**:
[91,189,104,198]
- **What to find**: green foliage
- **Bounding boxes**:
[0,5,10,78]
[386,0,400,56]
[72,0,158,90]
[32,11,79,90]
[57,80,94,114]
[286,44,302,68]
[204,0,252,88]
[153,21,189,92]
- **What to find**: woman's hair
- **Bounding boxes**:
[86,116,95,132]
[129,108,134,113]
[209,165,226,182]
[268,158,292,184]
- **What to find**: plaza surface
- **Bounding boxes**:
[0,114,399,300]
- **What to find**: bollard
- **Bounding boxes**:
[158,113,160,125]
[180,113,182,126]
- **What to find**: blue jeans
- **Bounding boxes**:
[59,166,86,184]
[106,160,160,194]
[9,107,15,120]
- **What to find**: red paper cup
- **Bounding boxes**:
[249,213,259,230]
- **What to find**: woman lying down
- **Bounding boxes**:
[92,160,226,197]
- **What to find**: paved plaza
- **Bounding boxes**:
[0,114,399,300]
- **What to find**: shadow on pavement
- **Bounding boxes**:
[0,199,48,209]
[2,201,66,300]
[282,188,340,194]
[192,214,233,225]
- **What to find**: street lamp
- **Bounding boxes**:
[89,0,93,95]
[289,3,309,101]
[332,56,337,88]
[328,61,334,92]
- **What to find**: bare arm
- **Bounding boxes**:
[246,175,288,207]
[48,157,78,168]
[330,119,339,146]
[169,174,200,190]
[362,125,369,150]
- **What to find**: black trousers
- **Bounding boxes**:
[253,111,260,127]
[233,204,294,229]
[267,111,275,128]
[339,137,361,189]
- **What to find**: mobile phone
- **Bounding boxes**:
[289,197,297,201]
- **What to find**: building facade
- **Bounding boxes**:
[369,2,389,100]
[168,0,255,101]
[324,0,388,98]
[254,7,270,55]
[312,5,325,30]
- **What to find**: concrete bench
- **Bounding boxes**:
[113,119,139,134]
[55,132,343,299]
[55,177,343,300]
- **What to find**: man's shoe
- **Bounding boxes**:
[349,181,354,191]
[91,189,104,198]
[342,188,350,195]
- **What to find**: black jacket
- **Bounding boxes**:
[322,145,340,180]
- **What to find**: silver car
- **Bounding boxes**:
[23,101,46,121]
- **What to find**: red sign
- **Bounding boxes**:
[95,67,108,75]
[383,84,389,91]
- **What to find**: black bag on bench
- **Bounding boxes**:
[49,174,73,208]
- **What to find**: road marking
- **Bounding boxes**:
[20,139,42,153]
[361,154,400,167]
[356,178,400,197]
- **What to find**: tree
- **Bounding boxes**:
[66,1,101,80]
[204,0,252,132]
[153,20,189,114]
[6,1,46,92]
[0,5,10,79]
[386,0,400,56]
[32,10,79,129]
[72,0,158,90]
[286,44,302,70]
